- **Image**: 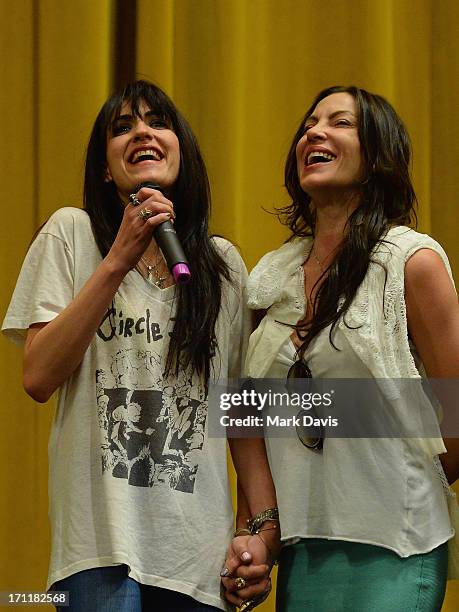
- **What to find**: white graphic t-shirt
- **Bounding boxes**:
[2,207,250,610]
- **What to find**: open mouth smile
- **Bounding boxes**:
[129,148,164,164]
[306,151,337,166]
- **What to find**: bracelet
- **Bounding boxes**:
[257,525,279,534]
[246,507,279,534]
[234,527,252,537]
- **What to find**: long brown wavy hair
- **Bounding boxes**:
[280,85,417,353]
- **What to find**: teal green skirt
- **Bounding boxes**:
[276,539,448,612]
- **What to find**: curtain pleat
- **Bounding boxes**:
[0,1,113,609]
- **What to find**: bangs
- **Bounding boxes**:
[106,80,177,131]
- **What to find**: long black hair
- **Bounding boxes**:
[84,80,231,380]
[280,85,417,351]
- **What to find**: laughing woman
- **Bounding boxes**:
[244,86,459,611]
[2,80,277,611]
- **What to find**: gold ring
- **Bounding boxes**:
[235,577,247,590]
[138,208,152,221]
[238,585,271,610]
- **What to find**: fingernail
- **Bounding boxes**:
[220,567,230,577]
[241,552,251,562]
[165,212,171,219]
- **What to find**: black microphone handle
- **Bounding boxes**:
[153,219,188,268]
[134,182,191,284]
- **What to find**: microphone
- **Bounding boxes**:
[135,182,191,284]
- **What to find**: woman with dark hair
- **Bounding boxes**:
[2,80,277,611]
[242,86,459,611]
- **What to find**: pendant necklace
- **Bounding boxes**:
[310,246,325,273]
[310,240,338,273]
[140,254,168,289]
[304,243,327,318]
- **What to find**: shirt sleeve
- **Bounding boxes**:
[213,237,252,379]
[404,233,456,291]
[2,223,75,345]
[227,247,252,380]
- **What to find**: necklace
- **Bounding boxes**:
[310,241,337,273]
[310,247,325,273]
[140,254,169,289]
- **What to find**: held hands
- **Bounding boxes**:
[106,186,175,274]
[221,527,280,610]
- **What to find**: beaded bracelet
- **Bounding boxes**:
[246,507,279,534]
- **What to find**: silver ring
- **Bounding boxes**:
[138,208,153,221]
[129,193,141,206]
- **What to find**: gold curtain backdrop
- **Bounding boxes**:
[1,1,458,610]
